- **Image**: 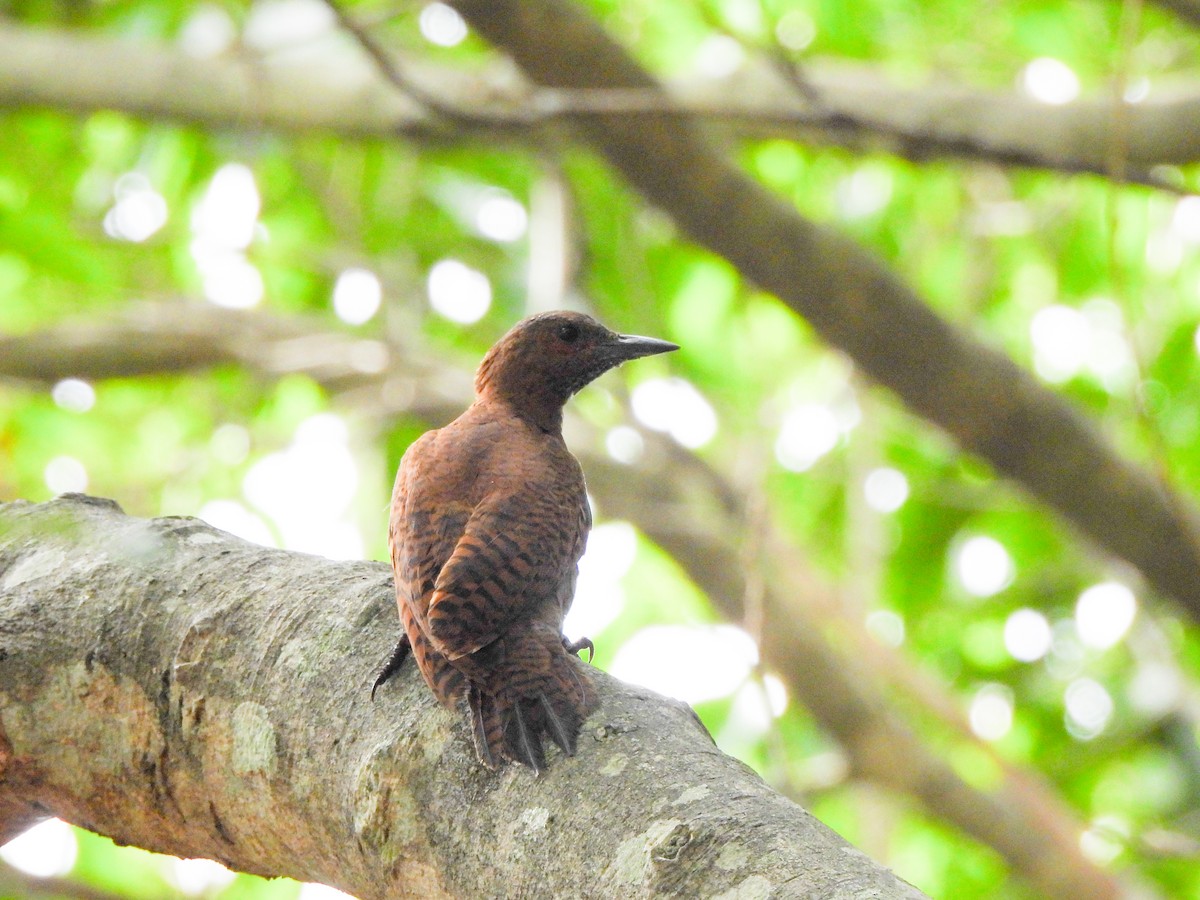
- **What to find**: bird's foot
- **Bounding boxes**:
[371,635,411,700]
[561,635,595,663]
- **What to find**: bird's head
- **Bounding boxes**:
[474,311,679,431]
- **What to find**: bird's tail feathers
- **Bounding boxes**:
[463,631,596,774]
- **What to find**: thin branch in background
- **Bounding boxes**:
[1108,0,1145,187]
[321,0,501,130]
[763,50,825,110]
[748,0,826,106]
[322,2,1185,193]
[2,23,1198,188]
[778,106,1186,193]
[694,0,824,107]
[731,441,799,795]
[695,0,1185,194]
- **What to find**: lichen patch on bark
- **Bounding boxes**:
[2,547,67,589]
[599,753,628,776]
[606,818,683,886]
[710,873,774,900]
[231,701,277,775]
[517,806,549,832]
[716,842,750,871]
[352,742,423,858]
[672,784,711,805]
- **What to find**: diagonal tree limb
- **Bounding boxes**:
[443,0,1200,624]
[1150,0,1200,27]
[0,494,926,898]
[0,304,1139,897]
[583,448,1137,900]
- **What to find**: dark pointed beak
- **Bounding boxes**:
[612,333,679,361]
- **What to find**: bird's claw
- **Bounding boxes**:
[371,635,411,700]
[562,635,595,663]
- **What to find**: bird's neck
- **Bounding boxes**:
[475,385,565,434]
[474,351,568,433]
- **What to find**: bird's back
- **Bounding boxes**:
[389,401,596,771]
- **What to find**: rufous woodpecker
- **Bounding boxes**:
[373,311,678,773]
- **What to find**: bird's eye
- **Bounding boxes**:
[557,323,580,343]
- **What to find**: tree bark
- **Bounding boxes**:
[0,494,925,899]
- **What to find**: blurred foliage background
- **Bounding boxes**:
[4,0,1200,897]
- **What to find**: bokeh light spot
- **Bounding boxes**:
[565,522,637,640]
[44,456,88,494]
[209,424,251,466]
[52,378,95,413]
[180,4,237,58]
[775,10,816,51]
[1004,608,1052,662]
[298,883,357,900]
[969,683,1014,741]
[1080,817,1128,864]
[427,259,491,324]
[694,35,744,78]
[0,818,77,878]
[1172,196,1200,243]
[610,624,758,704]
[605,425,645,464]
[198,499,277,547]
[333,267,382,325]
[631,378,717,449]
[242,414,362,559]
[170,858,237,895]
[1075,582,1136,650]
[1128,662,1181,716]
[191,163,263,309]
[953,535,1014,597]
[1031,305,1087,382]
[419,2,468,47]
[1022,57,1080,105]
[1065,677,1113,740]
[865,609,905,647]
[192,163,259,251]
[244,0,333,50]
[836,165,893,219]
[863,467,908,513]
[775,404,839,472]
[104,173,168,242]
[475,192,527,242]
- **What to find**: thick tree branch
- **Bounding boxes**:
[2,22,1200,178]
[0,304,1135,897]
[445,0,1200,625]
[0,495,925,898]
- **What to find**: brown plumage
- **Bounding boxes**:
[373,311,678,773]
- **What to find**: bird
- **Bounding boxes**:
[372,311,678,773]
